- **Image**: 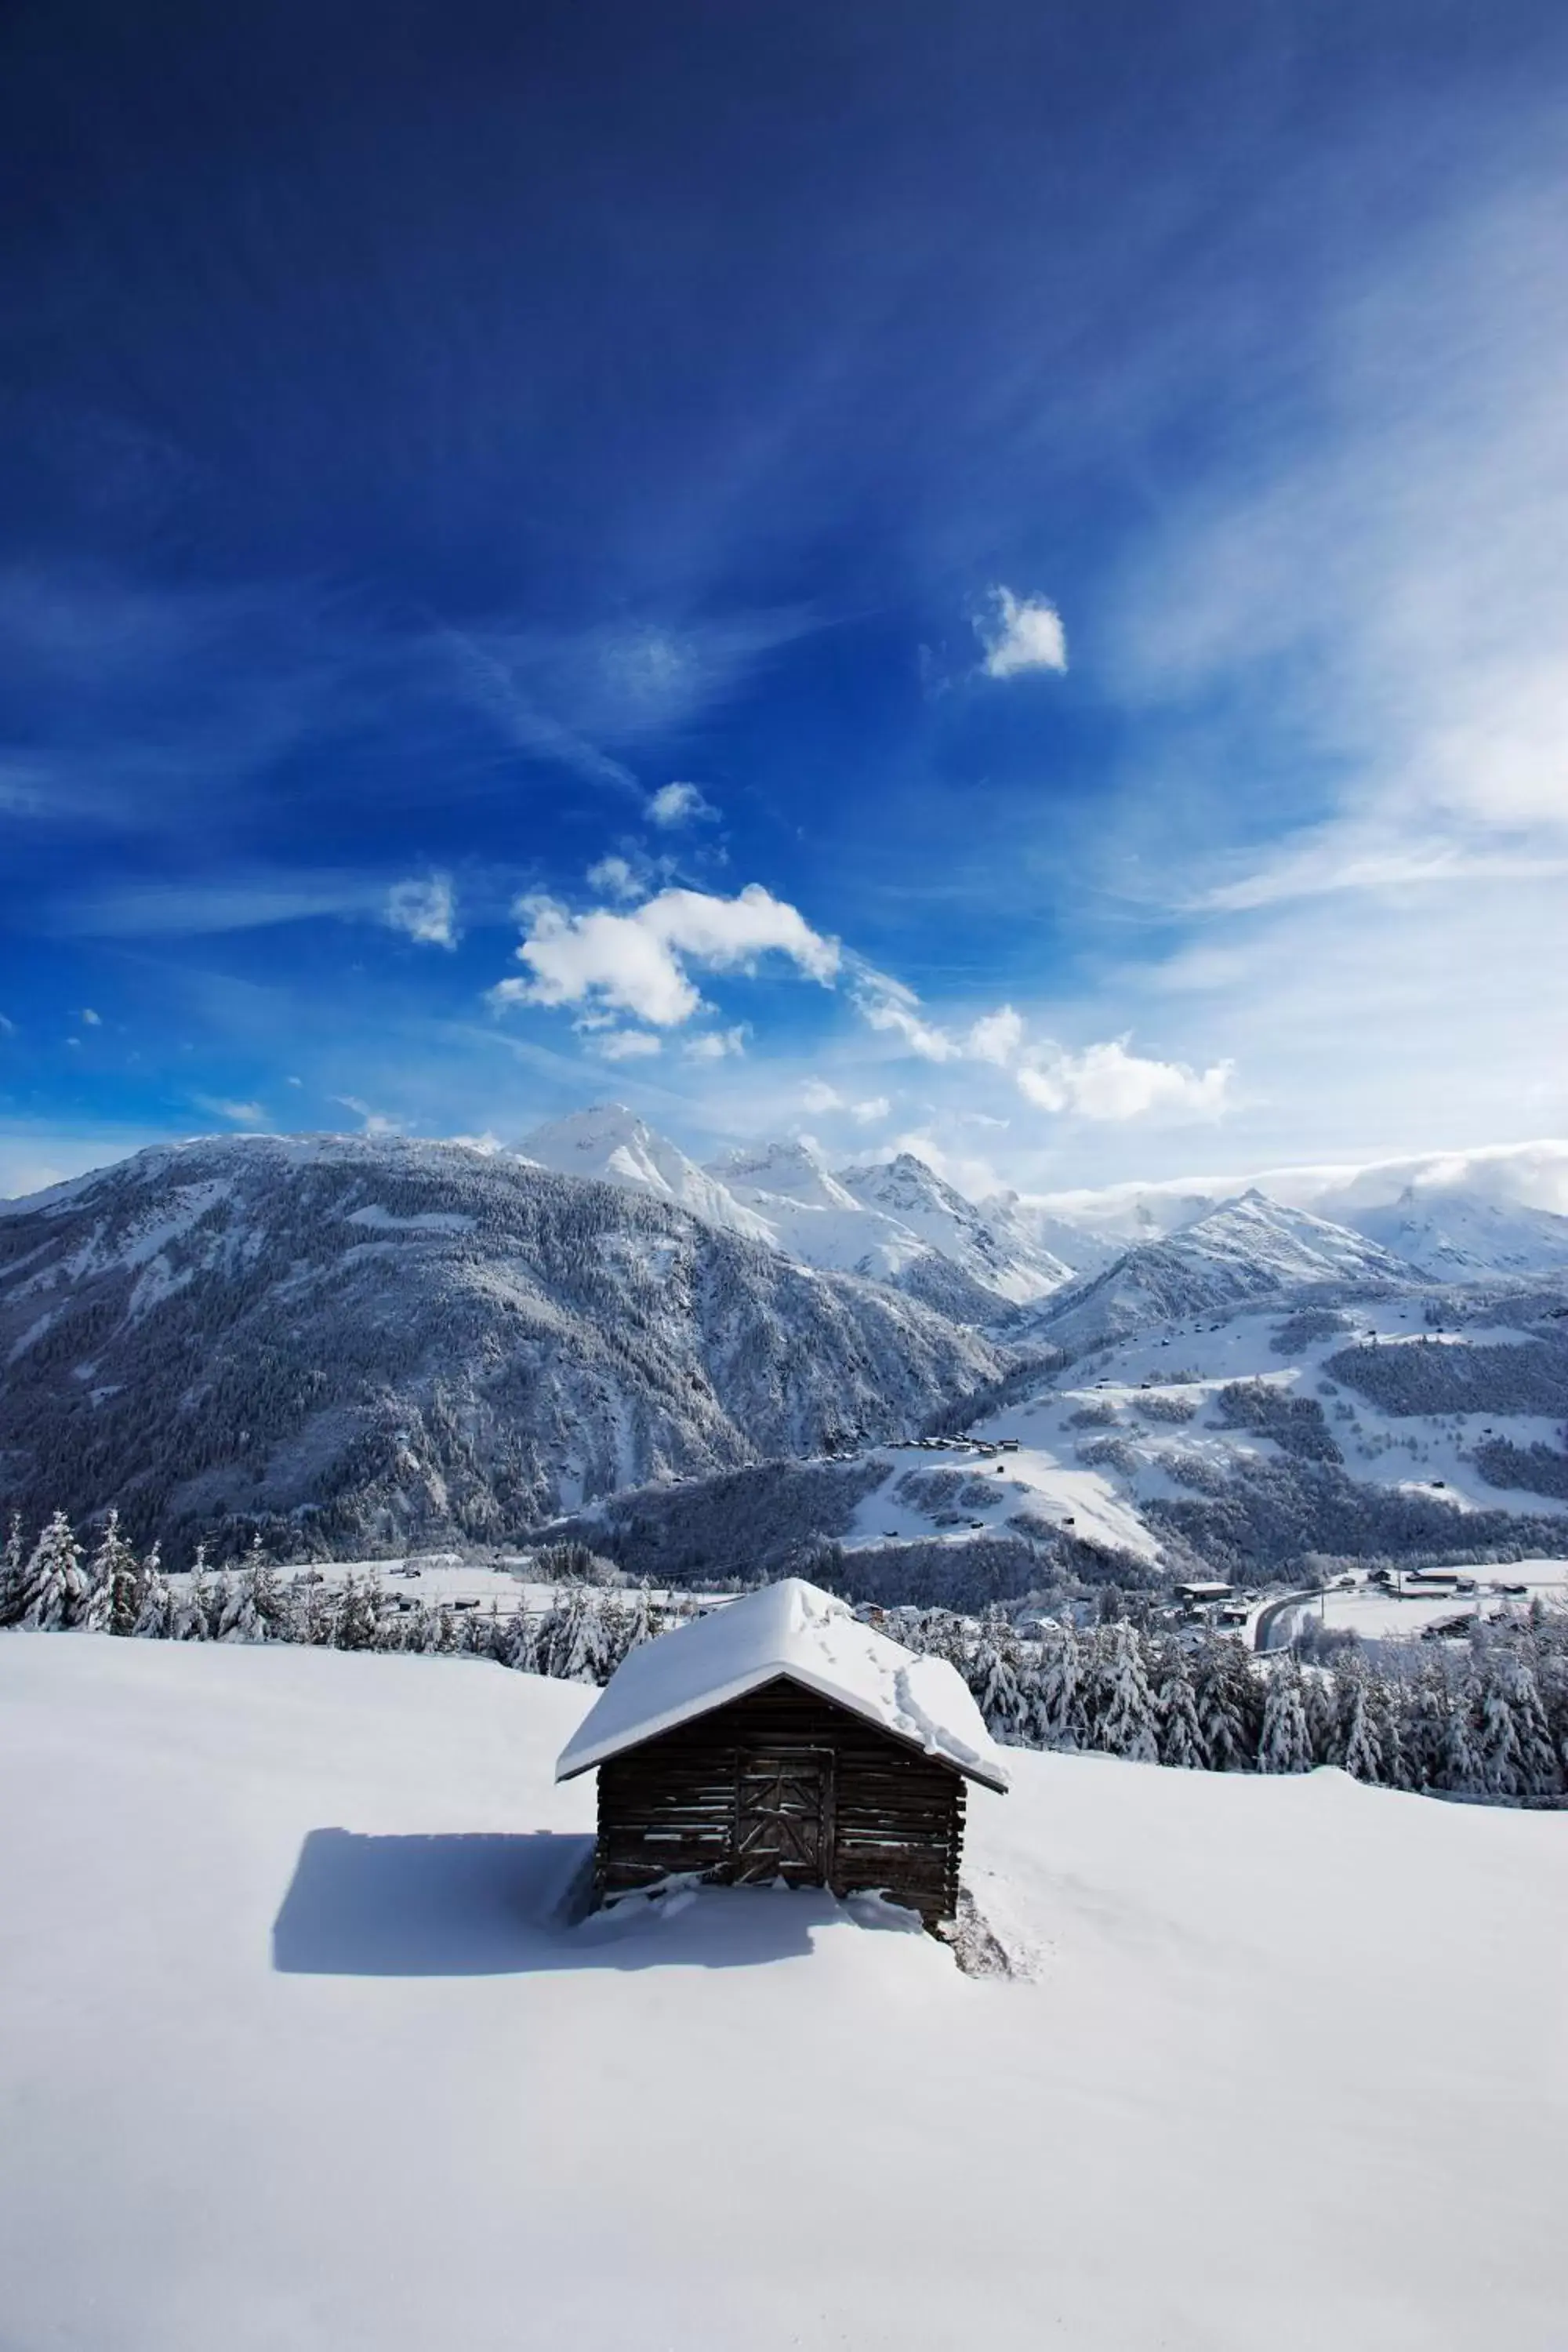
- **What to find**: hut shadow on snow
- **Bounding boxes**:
[271,1828,873,1975]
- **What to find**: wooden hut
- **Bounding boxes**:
[554,1578,1007,1931]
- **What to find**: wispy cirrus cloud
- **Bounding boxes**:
[191,1093,267,1127]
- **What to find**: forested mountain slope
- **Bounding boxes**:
[0,1137,1004,1559]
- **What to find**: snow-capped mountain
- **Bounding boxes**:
[710,1137,860,1214]
[704,1138,1023,1320]
[837,1154,1073,1305]
[0,1134,1004,1558]
[524,1116,1065,1319]
[1033,1189,1417,1352]
[1333,1186,1568,1282]
[975,1191,1127,1279]
[521,1105,775,1243]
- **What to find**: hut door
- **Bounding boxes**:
[732,1747,833,1886]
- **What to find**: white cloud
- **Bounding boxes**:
[593,1029,664,1062]
[977,586,1068,679]
[800,1079,889,1121]
[586,854,644,902]
[967,1004,1023,1064]
[646,780,717,828]
[684,1026,746,1062]
[81,1007,102,1026]
[492,884,839,1028]
[386,873,459,949]
[1017,1038,1233,1122]
[332,1094,404,1138]
[851,980,1232,1126]
[191,1094,267,1127]
[851,972,960,1062]
[0,1013,15,1035]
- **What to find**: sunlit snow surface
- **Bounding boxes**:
[2,1637,1565,2352]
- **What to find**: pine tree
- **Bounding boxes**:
[969,1627,1023,1740]
[1193,1636,1258,1772]
[1152,1641,1206,1769]
[1257,1660,1312,1774]
[622,1581,660,1656]
[0,1512,27,1628]
[1086,1621,1158,1763]
[1476,1653,1556,1799]
[1370,1670,1413,1791]
[1439,1674,1484,1795]
[499,1600,538,1672]
[1337,1664,1385,1784]
[181,1547,214,1640]
[15,1512,89,1631]
[205,1570,235,1641]
[1301,1668,1338,1768]
[133,1546,178,1639]
[220,1535,289,1644]
[333,1573,380,1652]
[397,1598,437,1654]
[1402,1664,1452,1791]
[1028,1622,1083,1750]
[89,1511,140,1636]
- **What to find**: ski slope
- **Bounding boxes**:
[2,1635,1565,2352]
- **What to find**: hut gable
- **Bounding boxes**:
[555,1580,1007,1933]
[554,1577,1008,1792]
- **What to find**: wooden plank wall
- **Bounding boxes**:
[596,1677,965,1927]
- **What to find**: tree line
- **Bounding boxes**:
[3,1508,1565,1806]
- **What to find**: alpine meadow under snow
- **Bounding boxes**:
[2,1632,1565,2352]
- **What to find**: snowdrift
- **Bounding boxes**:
[2,1635,1564,2352]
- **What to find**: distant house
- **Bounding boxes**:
[554,1578,1008,1931]
[1176,1579,1232,1609]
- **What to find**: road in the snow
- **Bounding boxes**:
[1251,1590,1323,1653]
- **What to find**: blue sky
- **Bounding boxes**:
[2,0,1566,1200]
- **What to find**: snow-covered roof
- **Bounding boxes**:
[554,1578,1009,1793]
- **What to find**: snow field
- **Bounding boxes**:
[2,1635,1566,2352]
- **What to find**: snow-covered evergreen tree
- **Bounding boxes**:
[180,1548,214,1640]
[1369,1669,1413,1791]
[1020,1621,1081,1751]
[1301,1667,1338,1768]
[1336,1661,1385,1784]
[1475,1653,1556,1799]
[1257,1660,1312,1774]
[217,1536,290,1644]
[332,1573,381,1652]
[15,1512,90,1631]
[1402,1664,1452,1791]
[499,1600,538,1672]
[0,1512,27,1628]
[968,1623,1024,1740]
[90,1512,141,1636]
[1152,1640,1205,1769]
[1085,1621,1158,1762]
[132,1546,178,1639]
[1192,1636,1258,1772]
